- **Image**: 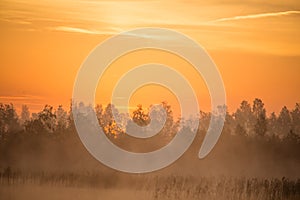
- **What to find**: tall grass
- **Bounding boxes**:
[152,176,300,200]
[1,168,299,200]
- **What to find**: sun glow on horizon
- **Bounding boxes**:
[0,0,299,115]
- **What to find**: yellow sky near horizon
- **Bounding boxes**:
[0,0,299,115]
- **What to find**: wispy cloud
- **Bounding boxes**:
[0,95,46,110]
[1,0,299,56]
[50,26,102,35]
[212,10,300,23]
[0,95,42,99]
[0,18,32,25]
[48,26,122,35]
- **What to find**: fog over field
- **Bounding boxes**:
[0,99,299,199]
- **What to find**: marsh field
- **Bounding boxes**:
[0,101,300,199]
[1,171,300,200]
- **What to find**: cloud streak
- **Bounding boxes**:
[49,26,122,35]
[0,95,43,100]
[212,10,300,23]
[50,26,102,35]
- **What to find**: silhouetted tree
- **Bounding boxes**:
[66,99,76,131]
[253,98,267,137]
[132,104,150,126]
[234,101,254,135]
[291,103,300,135]
[217,105,235,136]
[198,111,210,133]
[0,104,6,137]
[102,103,123,138]
[25,105,56,134]
[20,105,30,126]
[153,101,178,138]
[267,112,278,137]
[56,105,68,131]
[95,104,104,126]
[0,103,20,138]
[277,106,292,138]
[126,104,151,137]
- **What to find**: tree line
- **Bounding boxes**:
[0,98,299,143]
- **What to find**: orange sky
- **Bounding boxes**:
[0,0,299,115]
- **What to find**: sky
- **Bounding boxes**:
[0,0,299,116]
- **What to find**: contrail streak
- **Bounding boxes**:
[212,10,300,22]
